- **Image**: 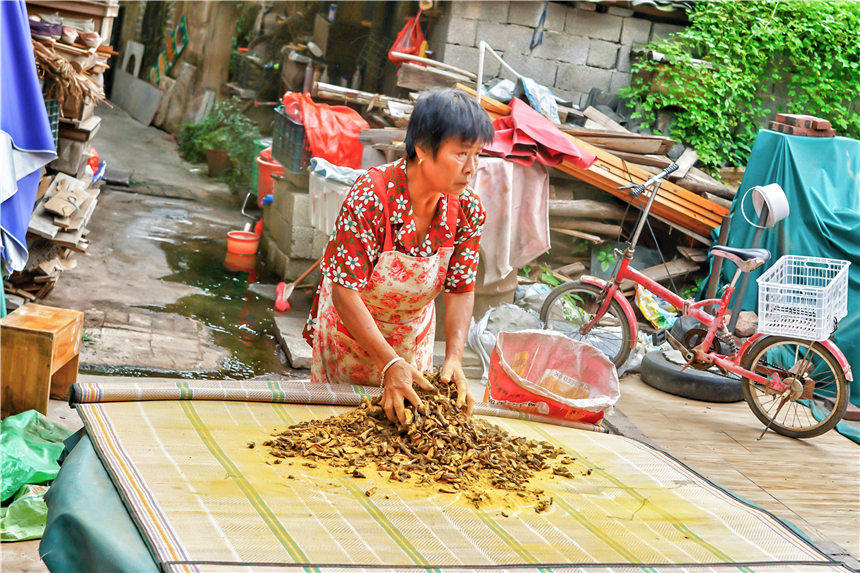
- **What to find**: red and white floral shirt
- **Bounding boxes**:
[303,158,486,344]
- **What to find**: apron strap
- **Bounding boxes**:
[368,168,394,253]
[444,195,460,249]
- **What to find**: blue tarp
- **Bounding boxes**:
[716,130,860,412]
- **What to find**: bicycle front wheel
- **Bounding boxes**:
[539,281,632,369]
[741,336,850,439]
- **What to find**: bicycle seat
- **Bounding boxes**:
[711,246,771,272]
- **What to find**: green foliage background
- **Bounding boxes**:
[622,1,860,169]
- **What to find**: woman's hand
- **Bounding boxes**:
[441,358,476,416]
[381,361,433,425]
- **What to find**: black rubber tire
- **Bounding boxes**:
[539,281,632,369]
[640,350,744,403]
[741,335,850,439]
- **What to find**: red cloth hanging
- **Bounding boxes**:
[483,98,597,169]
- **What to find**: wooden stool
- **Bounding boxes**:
[1,304,84,418]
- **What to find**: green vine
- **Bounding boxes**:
[622,1,860,169]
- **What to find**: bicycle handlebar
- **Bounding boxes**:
[618,163,679,197]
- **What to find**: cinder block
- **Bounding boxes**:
[452,0,510,22]
[531,31,588,65]
[507,1,545,27]
[437,16,478,47]
[279,190,311,228]
[556,64,613,93]
[500,55,558,87]
[586,39,619,69]
[284,257,322,283]
[575,1,597,11]
[441,43,501,79]
[607,6,634,17]
[545,2,567,32]
[476,21,534,56]
[651,22,686,43]
[609,71,632,93]
[621,17,651,45]
[272,245,289,279]
[616,44,633,73]
[565,9,622,42]
[271,211,292,254]
[289,226,315,260]
[312,229,331,259]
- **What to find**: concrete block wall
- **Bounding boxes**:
[260,177,328,282]
[429,1,687,107]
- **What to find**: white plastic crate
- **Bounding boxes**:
[756,255,850,340]
[309,172,351,235]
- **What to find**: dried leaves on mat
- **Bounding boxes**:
[32,41,106,112]
[266,373,582,512]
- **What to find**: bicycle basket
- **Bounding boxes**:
[756,255,850,341]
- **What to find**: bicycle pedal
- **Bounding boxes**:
[652,329,668,347]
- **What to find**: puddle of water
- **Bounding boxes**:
[131,236,313,379]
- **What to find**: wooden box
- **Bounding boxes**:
[1,304,84,418]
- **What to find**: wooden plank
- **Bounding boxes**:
[390,52,478,79]
[550,227,604,243]
[359,128,406,146]
[44,187,89,218]
[396,63,474,91]
[578,136,664,155]
[583,106,629,133]
[28,202,62,240]
[610,150,673,168]
[547,199,627,220]
[58,115,101,142]
[550,220,622,236]
[619,259,700,291]
[678,246,709,263]
[454,83,510,115]
[669,147,697,179]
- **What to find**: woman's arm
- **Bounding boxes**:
[332,284,432,424]
[440,290,476,416]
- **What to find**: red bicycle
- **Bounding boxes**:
[540,165,852,439]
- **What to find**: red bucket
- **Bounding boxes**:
[256,147,284,207]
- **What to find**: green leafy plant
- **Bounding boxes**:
[519,264,532,278]
[622,1,860,170]
[539,267,565,288]
[680,278,705,300]
[596,246,617,273]
[178,98,261,191]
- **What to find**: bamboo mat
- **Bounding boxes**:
[614,374,860,561]
[71,380,853,573]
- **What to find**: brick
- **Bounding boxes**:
[607,6,634,17]
[575,1,597,11]
[565,9,622,42]
[289,226,315,259]
[776,113,831,130]
[621,17,651,45]
[545,2,567,32]
[476,21,534,56]
[452,1,510,22]
[556,64,613,93]
[768,121,808,136]
[436,16,478,47]
[609,71,632,93]
[616,44,633,72]
[651,22,686,43]
[508,1,545,26]
[586,39,618,69]
[441,43,501,79]
[531,31,589,65]
[500,54,558,87]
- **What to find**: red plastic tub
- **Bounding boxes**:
[256,148,284,207]
[227,231,260,255]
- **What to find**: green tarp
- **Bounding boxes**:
[716,130,860,410]
[1,410,72,502]
[1,484,49,542]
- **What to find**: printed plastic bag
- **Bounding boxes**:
[635,283,678,330]
[0,484,50,542]
[485,330,620,423]
[0,410,73,502]
[388,9,425,65]
[282,92,369,169]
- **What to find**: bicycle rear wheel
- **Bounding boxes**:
[539,281,632,369]
[741,336,850,439]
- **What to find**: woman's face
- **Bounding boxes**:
[418,137,483,195]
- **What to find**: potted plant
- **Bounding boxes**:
[203,128,234,177]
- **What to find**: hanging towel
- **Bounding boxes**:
[1,0,58,271]
[483,97,596,169]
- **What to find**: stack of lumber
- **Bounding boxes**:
[5,172,98,308]
[768,114,835,137]
[311,82,414,128]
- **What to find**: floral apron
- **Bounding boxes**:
[310,168,459,386]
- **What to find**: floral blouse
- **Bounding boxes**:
[303,158,486,344]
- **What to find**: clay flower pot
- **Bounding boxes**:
[205,149,234,178]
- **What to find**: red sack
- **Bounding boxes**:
[388,9,425,65]
[485,330,620,424]
[282,92,368,169]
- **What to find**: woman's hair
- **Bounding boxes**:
[404,88,495,160]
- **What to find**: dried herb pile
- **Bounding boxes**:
[266,373,584,512]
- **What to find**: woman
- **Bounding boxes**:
[303,88,494,425]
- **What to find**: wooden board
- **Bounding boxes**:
[44,187,89,218]
[28,202,62,240]
[582,106,629,133]
[669,147,698,179]
[454,83,510,116]
[58,115,101,142]
[576,136,665,155]
[396,63,474,91]
[550,220,622,236]
[619,259,700,291]
[547,199,627,220]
